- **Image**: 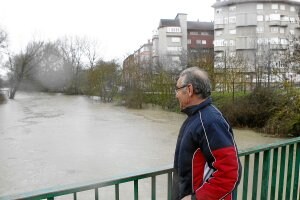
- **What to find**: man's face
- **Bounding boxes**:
[175,76,190,110]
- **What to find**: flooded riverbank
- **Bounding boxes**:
[0,92,285,197]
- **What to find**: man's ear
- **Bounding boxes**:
[188,84,194,97]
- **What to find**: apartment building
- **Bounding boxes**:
[152,13,214,71]
[123,13,214,72]
[212,0,300,82]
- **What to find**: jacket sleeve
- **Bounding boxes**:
[195,120,240,200]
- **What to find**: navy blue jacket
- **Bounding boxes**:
[172,98,241,200]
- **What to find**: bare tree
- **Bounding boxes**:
[0,29,7,48]
[33,41,72,91]
[7,41,44,99]
[187,47,215,88]
[0,29,8,89]
[57,36,86,94]
[83,38,102,69]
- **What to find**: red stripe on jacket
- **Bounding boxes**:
[193,146,239,200]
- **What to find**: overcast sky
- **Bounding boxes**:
[0,0,215,63]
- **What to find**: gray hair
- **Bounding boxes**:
[179,67,211,99]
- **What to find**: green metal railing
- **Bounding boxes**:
[0,137,299,200]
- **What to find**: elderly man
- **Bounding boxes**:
[172,67,241,200]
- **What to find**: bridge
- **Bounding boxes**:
[0,137,299,200]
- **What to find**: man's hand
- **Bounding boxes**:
[181,195,192,200]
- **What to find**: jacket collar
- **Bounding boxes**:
[181,97,212,117]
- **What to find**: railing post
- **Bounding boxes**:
[242,155,249,200]
[95,188,99,200]
[73,192,77,200]
[278,146,287,200]
[270,148,278,200]
[168,171,172,200]
[292,142,300,200]
[252,153,259,200]
[285,144,295,200]
[151,176,156,200]
[260,149,270,199]
[115,184,119,200]
[134,180,138,200]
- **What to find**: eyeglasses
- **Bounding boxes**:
[175,84,188,94]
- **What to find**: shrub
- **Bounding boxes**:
[0,93,6,104]
[123,87,143,109]
[264,89,300,136]
[214,88,279,128]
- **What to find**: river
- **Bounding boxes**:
[0,92,284,197]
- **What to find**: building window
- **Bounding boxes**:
[270,37,280,44]
[257,38,266,45]
[290,17,296,23]
[229,52,236,57]
[190,31,198,35]
[270,14,280,21]
[201,32,209,35]
[224,18,228,24]
[214,39,224,47]
[167,27,181,33]
[172,56,180,62]
[256,27,264,33]
[280,28,285,34]
[229,6,236,11]
[167,46,182,52]
[271,27,279,33]
[257,15,264,21]
[290,30,295,35]
[290,6,295,12]
[272,4,278,10]
[281,16,289,22]
[215,30,223,36]
[215,52,223,58]
[229,29,236,34]
[257,4,263,9]
[171,37,181,43]
[281,38,288,45]
[224,40,228,46]
[280,5,285,10]
[196,40,206,45]
[187,39,191,44]
[229,16,236,23]
[215,17,224,24]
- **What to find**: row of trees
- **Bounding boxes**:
[0,28,121,100]
[121,44,299,136]
[0,27,299,136]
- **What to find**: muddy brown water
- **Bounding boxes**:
[0,92,285,197]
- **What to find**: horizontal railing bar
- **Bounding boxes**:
[238,136,300,156]
[0,165,174,200]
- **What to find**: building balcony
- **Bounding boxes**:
[214,24,225,30]
[270,44,288,49]
[166,51,181,56]
[166,32,182,36]
[294,23,300,29]
[269,20,288,27]
[214,46,225,52]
